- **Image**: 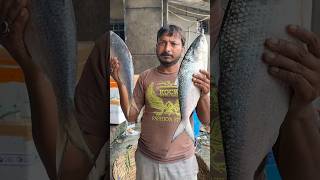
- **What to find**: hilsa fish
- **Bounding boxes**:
[218,0,312,179]
[110,31,134,102]
[24,0,94,174]
[172,31,208,142]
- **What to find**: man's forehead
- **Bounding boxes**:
[159,32,182,41]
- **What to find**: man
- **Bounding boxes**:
[0,1,107,179]
[213,0,320,179]
[110,25,210,179]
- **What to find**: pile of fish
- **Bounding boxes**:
[218,0,312,179]
[24,0,93,175]
[172,31,208,142]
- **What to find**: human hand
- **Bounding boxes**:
[0,0,31,68]
[110,56,122,84]
[192,69,210,96]
[263,25,320,108]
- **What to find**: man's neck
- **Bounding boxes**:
[157,63,180,74]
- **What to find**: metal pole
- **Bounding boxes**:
[163,0,168,26]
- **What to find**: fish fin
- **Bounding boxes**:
[185,120,195,141]
[56,124,68,174]
[57,108,95,175]
[65,112,95,162]
[172,120,186,141]
[174,78,178,86]
[172,119,195,142]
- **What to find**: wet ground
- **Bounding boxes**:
[109,122,210,179]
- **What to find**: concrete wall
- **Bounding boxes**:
[125,0,163,73]
[110,0,124,21]
[113,0,210,74]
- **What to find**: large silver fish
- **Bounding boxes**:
[218,0,312,179]
[172,31,208,142]
[110,31,134,102]
[24,0,94,174]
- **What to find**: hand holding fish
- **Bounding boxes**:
[192,69,210,96]
[110,56,122,84]
[263,25,320,106]
[0,0,31,69]
[263,25,320,179]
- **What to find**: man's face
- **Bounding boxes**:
[156,32,184,67]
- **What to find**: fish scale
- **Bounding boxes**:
[110,31,134,102]
[218,0,312,179]
[172,32,208,142]
[24,0,94,174]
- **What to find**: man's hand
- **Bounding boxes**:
[263,25,320,108]
[263,25,320,180]
[192,69,210,96]
[0,0,31,69]
[110,56,122,84]
[194,69,210,126]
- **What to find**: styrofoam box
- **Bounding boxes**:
[110,104,126,124]
[110,85,127,124]
[0,136,49,180]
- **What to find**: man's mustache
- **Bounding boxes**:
[160,52,173,57]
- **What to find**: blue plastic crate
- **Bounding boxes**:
[265,151,282,180]
[193,111,201,138]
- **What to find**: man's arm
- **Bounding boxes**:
[196,95,210,126]
[263,25,320,179]
[193,70,210,125]
[110,57,141,122]
[274,103,320,179]
[0,3,57,179]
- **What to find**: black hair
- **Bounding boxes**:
[157,24,186,47]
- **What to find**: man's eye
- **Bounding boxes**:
[158,42,166,46]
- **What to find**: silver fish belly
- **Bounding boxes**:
[173,32,208,142]
[110,31,134,101]
[24,0,94,173]
[218,0,312,179]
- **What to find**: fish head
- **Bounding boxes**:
[184,34,208,65]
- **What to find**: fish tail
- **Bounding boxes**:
[65,109,95,161]
[56,125,67,175]
[172,118,195,142]
[185,120,195,141]
[56,106,95,176]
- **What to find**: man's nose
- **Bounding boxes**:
[164,43,172,53]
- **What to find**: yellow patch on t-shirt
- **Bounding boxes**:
[146,82,180,122]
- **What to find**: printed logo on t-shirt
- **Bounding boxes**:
[146,82,180,123]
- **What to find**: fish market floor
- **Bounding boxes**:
[109,122,210,178]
